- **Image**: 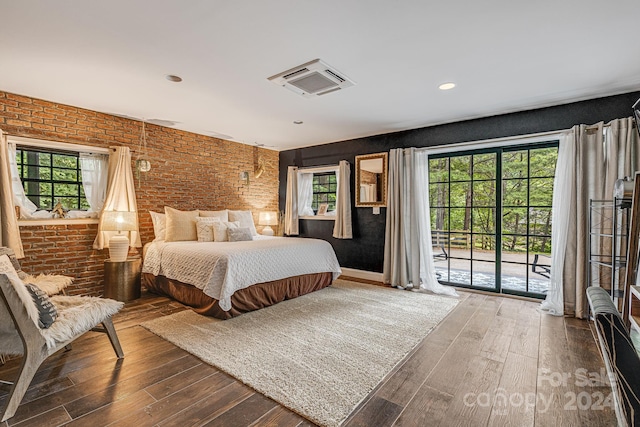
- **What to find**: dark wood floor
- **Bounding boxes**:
[0,286,615,427]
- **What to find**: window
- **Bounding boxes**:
[312,172,337,213]
[297,165,339,220]
[8,136,110,220]
[15,146,89,211]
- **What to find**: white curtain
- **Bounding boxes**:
[333,160,352,239]
[416,151,457,295]
[542,118,639,318]
[80,153,108,214]
[362,184,376,202]
[604,117,639,198]
[541,124,602,319]
[383,148,457,296]
[0,130,24,258]
[297,172,315,216]
[93,147,141,249]
[284,166,299,235]
[384,149,408,286]
[540,131,574,316]
[7,143,51,219]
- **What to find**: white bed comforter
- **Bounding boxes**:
[142,236,341,311]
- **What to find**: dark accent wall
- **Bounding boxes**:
[279,91,640,273]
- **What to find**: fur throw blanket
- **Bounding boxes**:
[22,274,73,296]
[1,295,123,355]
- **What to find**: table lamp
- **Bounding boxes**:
[102,211,137,262]
[258,211,278,236]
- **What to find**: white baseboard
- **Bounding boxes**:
[340,267,383,283]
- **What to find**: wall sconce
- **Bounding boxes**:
[254,158,265,179]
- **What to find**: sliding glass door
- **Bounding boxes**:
[429,142,558,298]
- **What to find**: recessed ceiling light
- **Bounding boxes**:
[293,120,303,125]
[439,82,456,90]
[166,74,183,83]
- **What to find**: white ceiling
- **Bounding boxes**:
[2,1,639,151]
[359,159,384,174]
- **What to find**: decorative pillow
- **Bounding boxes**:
[228,227,253,242]
[164,207,199,242]
[199,209,229,222]
[24,283,57,328]
[0,255,42,333]
[228,210,258,236]
[212,221,241,242]
[196,217,222,242]
[149,211,166,241]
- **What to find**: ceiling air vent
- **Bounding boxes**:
[268,59,355,98]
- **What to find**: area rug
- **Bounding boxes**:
[141,279,459,427]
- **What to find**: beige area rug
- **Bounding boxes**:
[141,279,459,427]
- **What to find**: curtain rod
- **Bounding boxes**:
[298,164,341,174]
[5,134,111,155]
[417,128,567,154]
[585,120,637,130]
[419,118,637,154]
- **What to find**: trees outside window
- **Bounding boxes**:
[16,147,89,211]
[312,172,337,213]
[429,142,558,297]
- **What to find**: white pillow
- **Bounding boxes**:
[228,227,253,242]
[228,210,258,236]
[199,209,229,222]
[164,207,199,242]
[0,255,41,333]
[212,221,241,242]
[149,211,166,241]
[196,217,222,242]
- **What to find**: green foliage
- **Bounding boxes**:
[312,172,337,211]
[429,146,558,256]
[16,149,89,211]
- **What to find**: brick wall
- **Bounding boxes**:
[0,91,279,296]
[360,169,377,185]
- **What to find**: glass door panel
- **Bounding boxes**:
[429,142,558,298]
[472,260,496,289]
[501,263,529,292]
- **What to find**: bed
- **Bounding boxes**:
[142,235,342,319]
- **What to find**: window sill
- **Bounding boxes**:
[300,215,335,221]
[18,218,99,226]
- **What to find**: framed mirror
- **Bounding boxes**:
[355,152,388,207]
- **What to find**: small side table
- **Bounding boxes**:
[104,257,142,302]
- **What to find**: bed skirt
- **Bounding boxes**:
[142,272,334,319]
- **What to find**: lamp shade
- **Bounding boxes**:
[102,211,138,232]
[258,211,278,226]
[102,211,137,262]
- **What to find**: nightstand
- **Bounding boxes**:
[104,257,142,302]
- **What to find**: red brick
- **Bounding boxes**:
[7,89,279,296]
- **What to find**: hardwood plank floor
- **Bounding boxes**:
[0,287,615,427]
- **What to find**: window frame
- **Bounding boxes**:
[298,165,339,221]
[16,146,87,212]
[428,141,559,299]
[8,136,110,225]
[311,171,338,214]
